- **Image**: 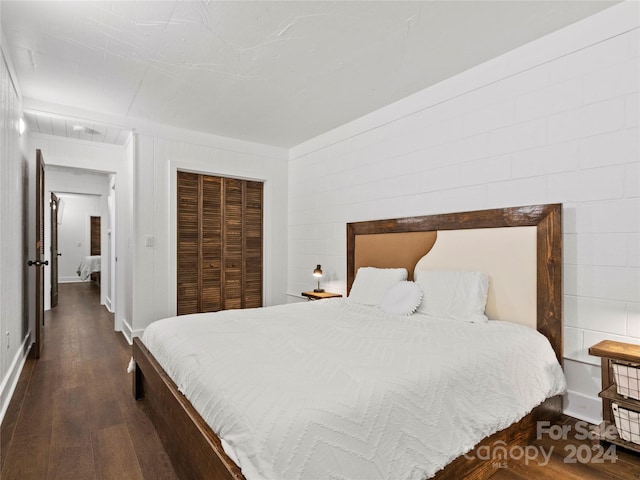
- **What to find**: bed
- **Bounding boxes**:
[76,255,101,281]
[132,203,564,480]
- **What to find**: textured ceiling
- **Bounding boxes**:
[3,1,620,147]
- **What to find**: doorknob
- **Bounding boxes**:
[27,260,49,267]
[57,253,62,256]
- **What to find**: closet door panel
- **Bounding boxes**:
[223,178,243,309]
[243,181,263,308]
[177,172,200,315]
[201,176,223,312]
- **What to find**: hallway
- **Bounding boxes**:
[0,282,178,479]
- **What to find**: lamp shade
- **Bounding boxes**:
[312,265,324,292]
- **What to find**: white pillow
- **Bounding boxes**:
[348,267,408,306]
[415,270,489,323]
[380,281,423,316]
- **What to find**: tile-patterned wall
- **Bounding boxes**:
[288,4,639,423]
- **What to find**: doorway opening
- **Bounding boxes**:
[45,166,117,320]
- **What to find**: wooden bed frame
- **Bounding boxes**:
[133,203,563,480]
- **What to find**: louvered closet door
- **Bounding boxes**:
[177,172,263,315]
[177,172,200,315]
[201,176,223,311]
[243,181,263,308]
[223,178,243,310]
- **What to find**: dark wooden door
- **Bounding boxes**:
[90,216,101,255]
[50,192,59,308]
[90,216,101,282]
[177,172,263,315]
[29,149,47,358]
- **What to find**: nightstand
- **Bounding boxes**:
[301,291,342,301]
[589,340,640,453]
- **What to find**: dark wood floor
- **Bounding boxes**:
[2,282,639,479]
[488,415,640,479]
[0,282,178,480]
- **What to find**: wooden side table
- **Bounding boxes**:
[589,340,640,453]
[301,291,342,301]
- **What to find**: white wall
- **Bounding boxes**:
[121,135,134,335]
[126,132,289,341]
[288,2,639,424]
[0,32,29,421]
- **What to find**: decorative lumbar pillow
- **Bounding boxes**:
[380,281,423,316]
[348,267,408,306]
[415,270,490,323]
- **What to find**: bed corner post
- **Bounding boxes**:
[132,338,144,400]
[346,223,356,295]
[535,203,563,367]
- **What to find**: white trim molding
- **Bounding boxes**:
[120,317,144,345]
[563,390,603,426]
[0,334,31,424]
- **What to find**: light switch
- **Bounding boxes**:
[145,235,155,247]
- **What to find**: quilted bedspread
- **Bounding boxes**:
[142,299,566,480]
[76,255,101,280]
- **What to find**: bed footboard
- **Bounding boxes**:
[132,338,244,480]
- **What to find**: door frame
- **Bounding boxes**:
[30,149,46,358]
[108,182,117,314]
[50,192,59,308]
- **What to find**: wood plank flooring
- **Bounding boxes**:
[487,415,640,479]
[2,282,639,479]
[0,282,177,480]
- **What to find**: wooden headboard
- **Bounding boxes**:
[346,204,562,364]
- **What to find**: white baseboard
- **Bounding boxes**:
[59,276,85,283]
[121,318,133,344]
[105,296,112,313]
[120,318,144,345]
[0,334,32,424]
[563,390,602,425]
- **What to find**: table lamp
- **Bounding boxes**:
[313,264,324,292]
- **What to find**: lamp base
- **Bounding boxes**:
[313,288,325,293]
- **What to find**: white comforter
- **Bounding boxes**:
[76,255,100,280]
[142,299,566,480]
